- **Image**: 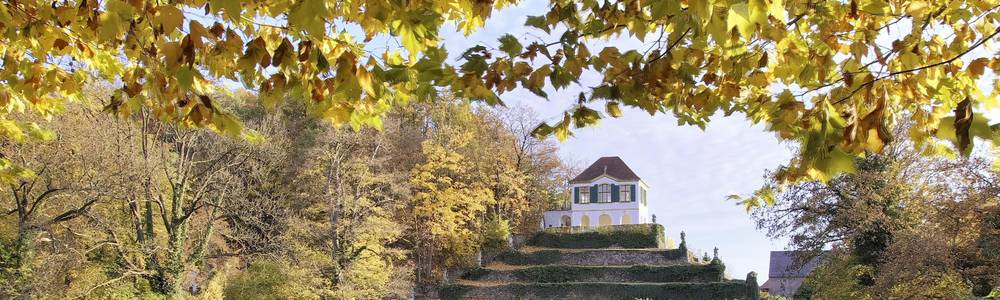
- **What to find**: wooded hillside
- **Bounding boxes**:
[0,89,572,299]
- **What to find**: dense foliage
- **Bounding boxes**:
[0,90,572,299]
[3,0,1000,188]
[751,136,1000,298]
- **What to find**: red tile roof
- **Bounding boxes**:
[569,156,641,183]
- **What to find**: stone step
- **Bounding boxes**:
[461,264,725,283]
[440,281,757,300]
[492,247,690,266]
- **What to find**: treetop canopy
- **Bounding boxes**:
[2,0,1000,188]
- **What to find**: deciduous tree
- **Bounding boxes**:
[4,0,1000,187]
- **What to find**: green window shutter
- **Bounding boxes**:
[630,185,637,202]
[589,185,598,203]
[573,187,579,204]
[611,184,620,202]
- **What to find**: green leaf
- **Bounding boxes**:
[525,15,550,33]
[176,67,196,90]
[572,105,601,128]
[531,122,553,139]
[549,66,574,89]
[498,34,522,57]
[651,0,682,20]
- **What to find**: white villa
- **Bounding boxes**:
[542,157,652,228]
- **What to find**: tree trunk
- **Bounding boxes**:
[158,222,188,296]
[12,227,35,299]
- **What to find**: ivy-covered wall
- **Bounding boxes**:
[440,281,757,300]
[493,250,563,265]
[461,264,725,283]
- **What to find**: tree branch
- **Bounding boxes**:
[833,26,1000,105]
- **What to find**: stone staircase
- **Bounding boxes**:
[439,224,760,300]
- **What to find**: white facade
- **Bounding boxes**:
[542,174,652,228]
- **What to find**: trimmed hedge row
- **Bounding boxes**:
[495,264,725,283]
[440,281,757,300]
[528,224,665,248]
[493,248,687,266]
[461,264,725,282]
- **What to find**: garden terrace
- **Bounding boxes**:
[440,225,760,299]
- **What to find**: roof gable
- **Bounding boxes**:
[768,251,828,278]
[570,157,641,183]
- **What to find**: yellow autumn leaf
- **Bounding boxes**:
[357,67,376,96]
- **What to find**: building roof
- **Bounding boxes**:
[761,277,806,298]
[569,157,641,183]
[767,251,828,278]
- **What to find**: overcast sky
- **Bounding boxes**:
[428,2,798,280]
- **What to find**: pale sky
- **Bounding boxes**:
[432,2,795,281]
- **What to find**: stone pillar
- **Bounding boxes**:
[746,271,760,300]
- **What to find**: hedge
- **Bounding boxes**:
[528,224,665,248]
[511,264,725,283]
[440,281,757,300]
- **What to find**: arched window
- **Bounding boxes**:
[599,214,612,226]
[621,214,632,225]
[561,215,571,227]
[581,215,590,227]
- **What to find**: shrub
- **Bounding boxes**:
[222,260,323,300]
[527,224,665,248]
[223,261,287,300]
[482,217,512,250]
